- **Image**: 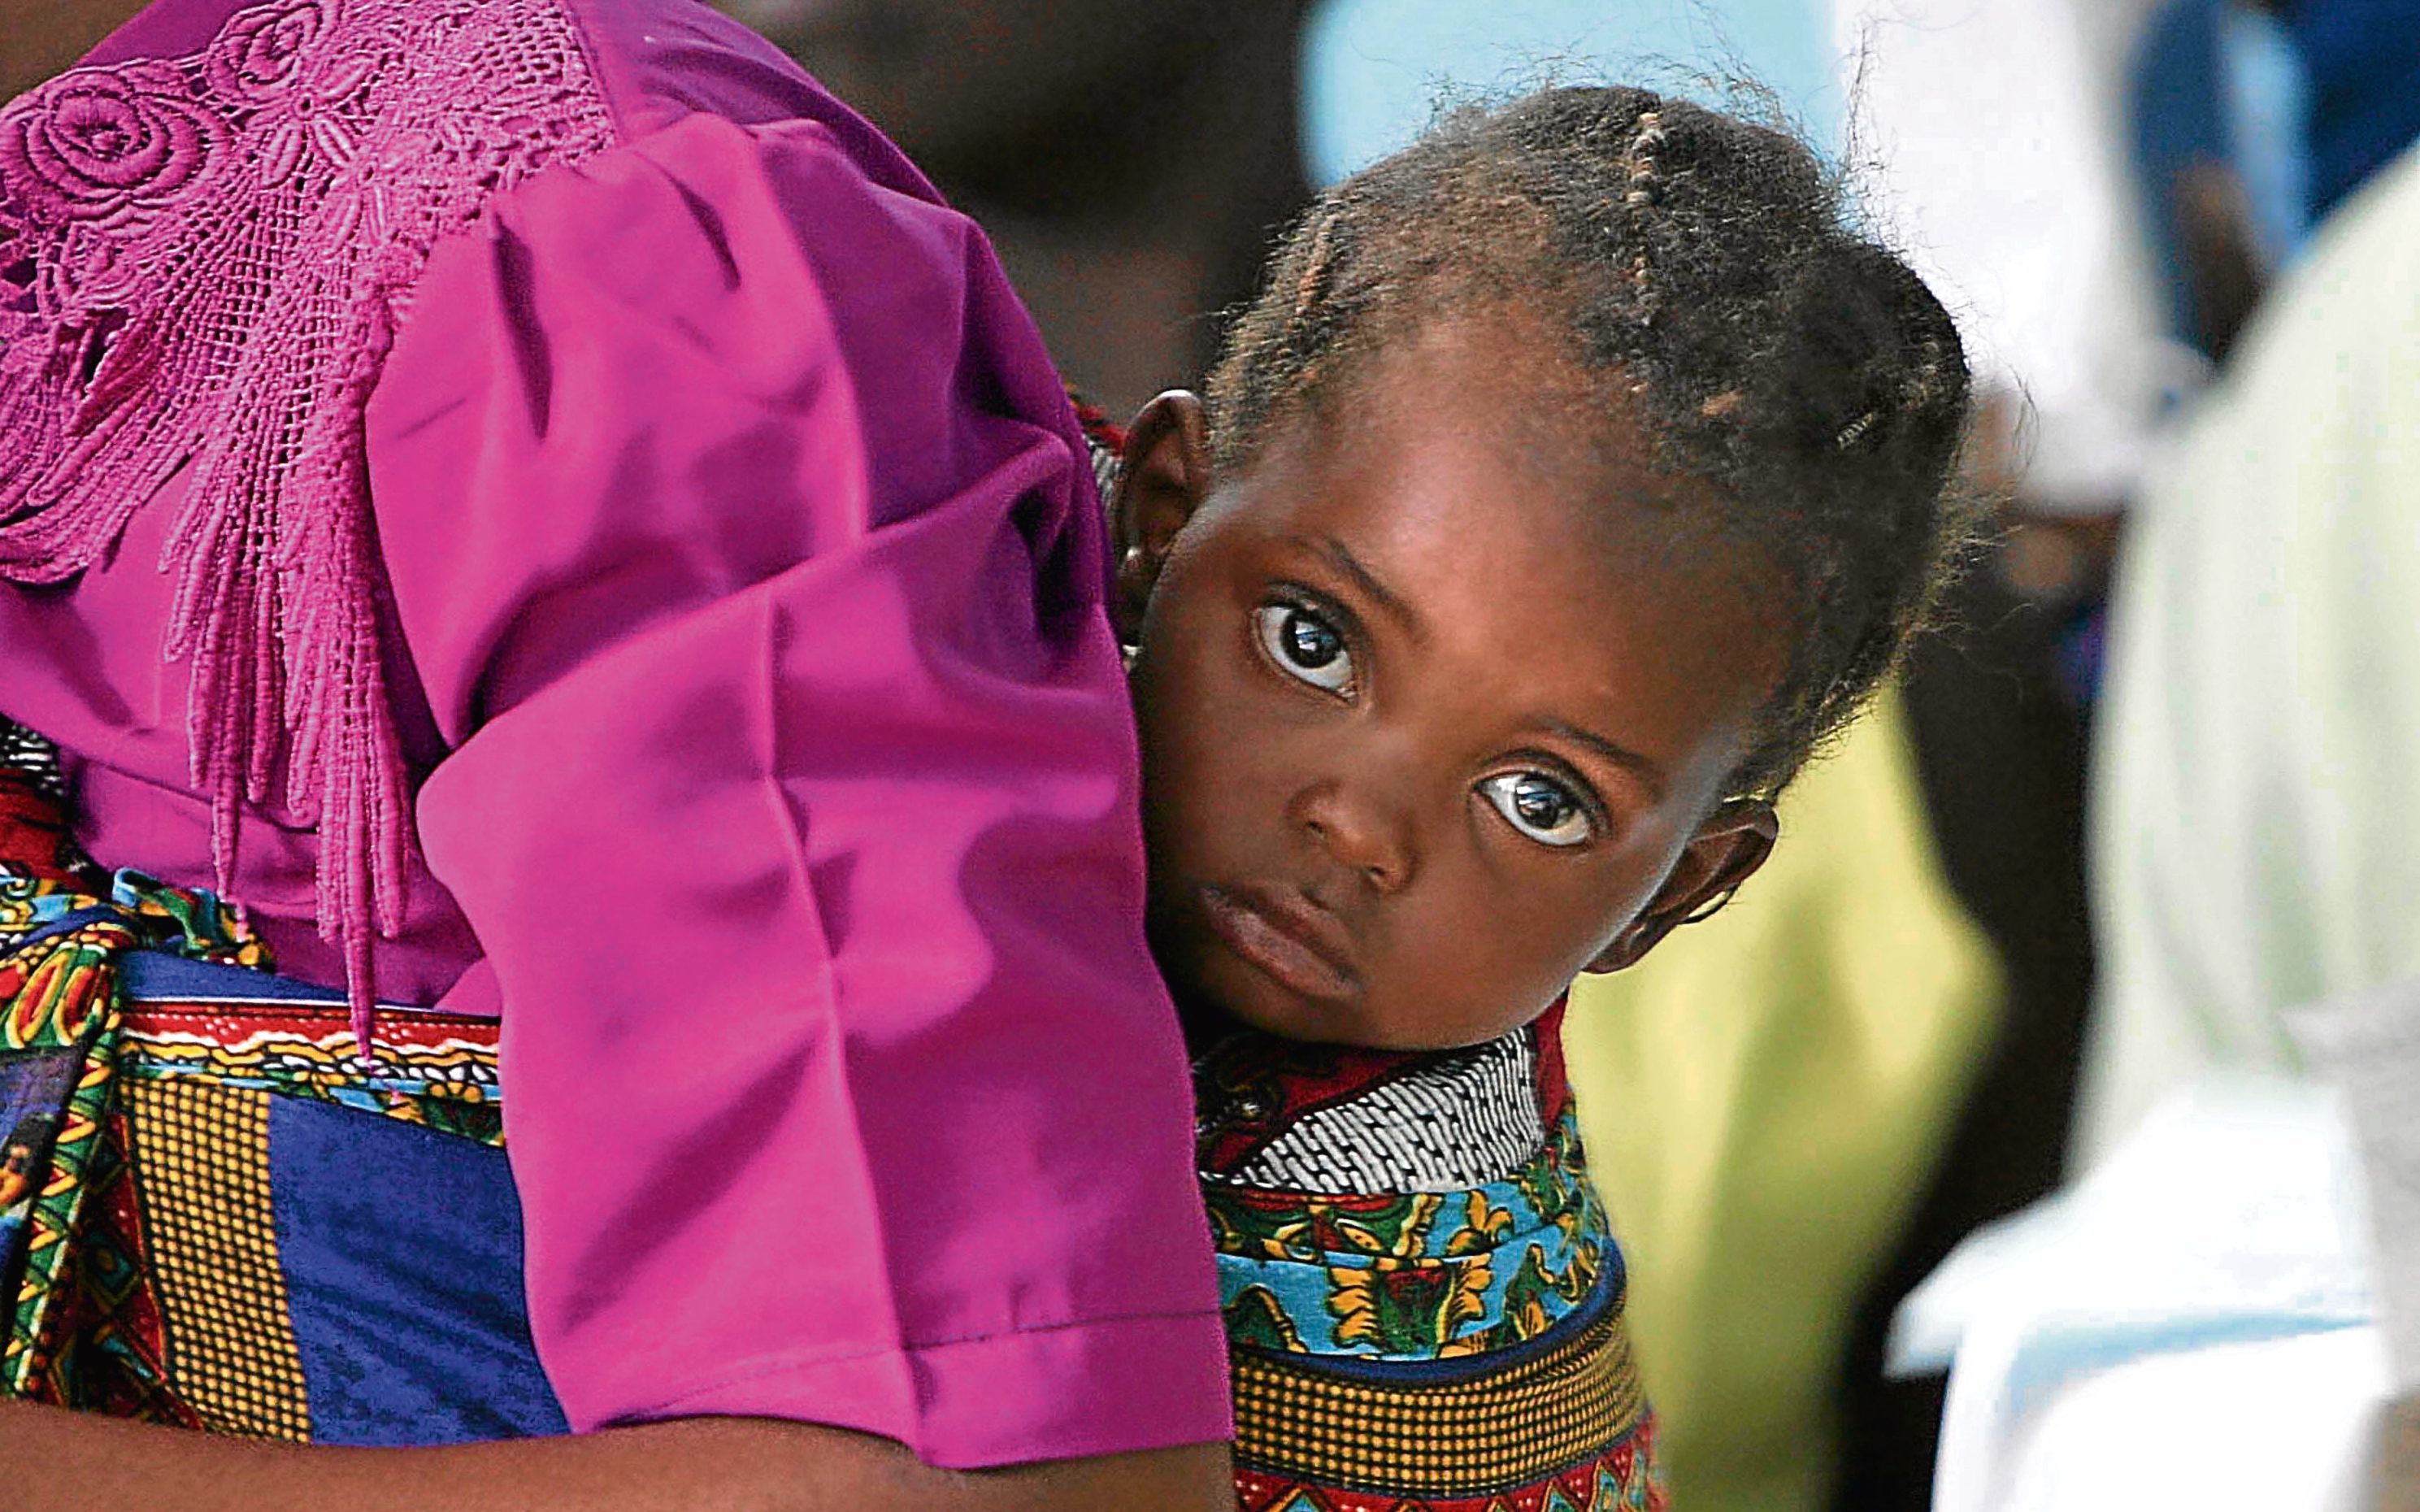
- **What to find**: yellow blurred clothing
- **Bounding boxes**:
[1566,689,2005,1512]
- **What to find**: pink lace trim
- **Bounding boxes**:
[0,0,619,1050]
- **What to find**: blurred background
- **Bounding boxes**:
[708,2,2412,1507]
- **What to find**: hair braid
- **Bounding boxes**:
[1207,87,1979,796]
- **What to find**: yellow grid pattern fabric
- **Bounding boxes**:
[1232,1305,1647,1495]
[123,1078,309,1439]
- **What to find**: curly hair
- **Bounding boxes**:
[1206,85,1979,797]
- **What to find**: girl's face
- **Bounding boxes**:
[1117,327,1789,1050]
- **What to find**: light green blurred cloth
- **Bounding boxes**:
[1566,689,2003,1512]
[2077,141,2420,1169]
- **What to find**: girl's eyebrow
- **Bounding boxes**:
[1535,717,1668,802]
[1293,533,1419,632]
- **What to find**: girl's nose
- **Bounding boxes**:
[1285,775,1419,895]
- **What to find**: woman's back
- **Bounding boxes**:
[0,0,1054,1004]
[0,0,1228,1468]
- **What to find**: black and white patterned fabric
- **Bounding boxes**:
[0,718,65,802]
[1086,432,1120,500]
[1214,1030,1545,1195]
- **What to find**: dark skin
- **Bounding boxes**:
[1115,323,1787,1051]
[0,1407,1230,1512]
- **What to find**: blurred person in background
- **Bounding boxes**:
[1901,103,2420,1510]
[2127,0,2309,368]
[2079,0,2420,1177]
[1849,6,2420,1507]
[1938,3,2420,1503]
[2279,0,2420,225]
[1822,3,2195,1506]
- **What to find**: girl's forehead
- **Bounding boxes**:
[1216,363,1788,786]
[1268,312,1684,515]
[1241,325,1762,608]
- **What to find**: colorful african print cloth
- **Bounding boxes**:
[1197,1006,1666,1512]
[0,720,563,1443]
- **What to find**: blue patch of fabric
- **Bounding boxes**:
[0,1046,76,1291]
[267,1096,567,1444]
[120,951,345,1004]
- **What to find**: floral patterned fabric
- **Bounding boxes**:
[0,856,272,1401]
[1197,1009,1667,1510]
[0,718,558,1440]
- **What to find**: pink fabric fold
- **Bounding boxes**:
[1,0,1227,1468]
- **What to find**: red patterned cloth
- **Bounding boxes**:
[0,775,83,887]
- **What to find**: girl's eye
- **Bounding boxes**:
[1254,603,1355,694]
[1479,771,1595,848]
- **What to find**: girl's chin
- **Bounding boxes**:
[1171,977,1373,1052]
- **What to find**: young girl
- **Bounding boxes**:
[0,80,1969,1512]
[1097,86,1971,1510]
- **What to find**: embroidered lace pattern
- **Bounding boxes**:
[0,0,618,1047]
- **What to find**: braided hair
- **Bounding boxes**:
[1206,86,1978,797]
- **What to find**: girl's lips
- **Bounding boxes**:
[1199,883,1363,1001]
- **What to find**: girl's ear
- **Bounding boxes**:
[1584,798,1778,973]
[1111,390,1213,642]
